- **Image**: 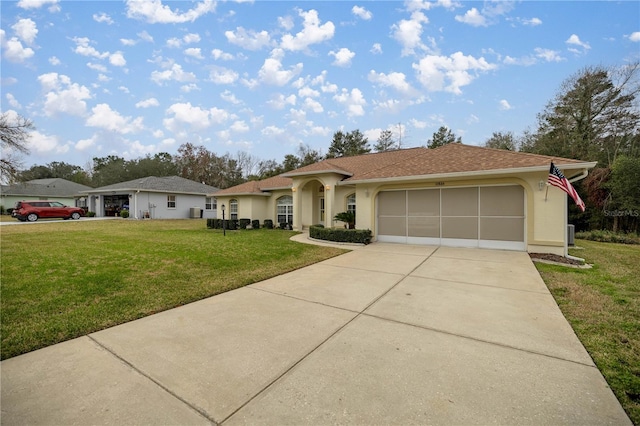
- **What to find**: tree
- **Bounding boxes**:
[427,126,461,149]
[373,129,396,152]
[532,64,640,166]
[91,155,128,187]
[484,131,516,150]
[607,156,640,232]
[18,161,92,185]
[1,112,33,183]
[174,143,244,189]
[297,143,322,166]
[326,130,370,158]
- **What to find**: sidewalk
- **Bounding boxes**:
[1,243,631,425]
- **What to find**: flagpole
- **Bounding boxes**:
[545,184,548,201]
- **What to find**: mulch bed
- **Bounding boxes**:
[529,253,584,266]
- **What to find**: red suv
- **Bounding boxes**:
[12,201,85,222]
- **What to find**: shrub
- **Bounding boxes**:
[119,209,130,218]
[239,218,251,229]
[279,222,292,230]
[86,211,96,217]
[0,205,4,215]
[309,225,371,244]
[229,219,239,230]
[264,219,274,229]
[576,230,640,245]
[206,218,215,229]
[6,208,14,215]
[252,219,260,229]
[334,211,355,229]
[313,224,324,228]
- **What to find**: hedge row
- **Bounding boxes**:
[206,218,292,230]
[309,225,372,244]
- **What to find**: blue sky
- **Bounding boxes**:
[1,0,639,171]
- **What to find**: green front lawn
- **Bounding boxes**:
[536,240,640,425]
[0,220,346,360]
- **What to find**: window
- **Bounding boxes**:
[230,199,238,220]
[276,195,293,225]
[347,193,356,215]
[205,197,216,210]
[167,195,176,209]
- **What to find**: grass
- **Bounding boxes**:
[535,239,640,425]
[0,219,346,360]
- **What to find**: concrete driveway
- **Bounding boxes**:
[1,243,631,425]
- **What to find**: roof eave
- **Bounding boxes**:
[213,192,271,197]
[281,169,353,178]
[339,162,597,185]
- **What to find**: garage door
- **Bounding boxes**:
[377,186,525,251]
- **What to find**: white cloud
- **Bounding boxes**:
[499,99,512,110]
[75,134,98,151]
[280,9,335,52]
[209,66,239,84]
[303,97,324,113]
[163,102,232,132]
[409,118,428,129]
[136,98,159,108]
[37,72,92,117]
[230,120,249,133]
[329,47,355,67]
[258,49,303,86]
[371,43,382,54]
[6,93,21,108]
[391,11,429,56]
[93,13,114,24]
[225,27,271,50]
[267,93,297,109]
[211,48,234,60]
[352,5,372,20]
[278,16,294,31]
[49,56,61,65]
[0,30,35,63]
[151,63,197,85]
[629,32,640,42]
[413,52,496,94]
[522,17,542,26]
[455,8,487,27]
[183,33,201,44]
[298,86,320,97]
[184,47,203,59]
[333,88,366,117]
[534,47,564,62]
[125,0,216,24]
[86,103,144,134]
[566,34,591,53]
[368,70,415,95]
[109,51,126,66]
[262,125,285,137]
[12,18,38,45]
[221,90,241,104]
[27,130,69,155]
[17,0,59,11]
[87,62,108,72]
[72,36,109,59]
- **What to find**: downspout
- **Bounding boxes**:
[568,169,589,183]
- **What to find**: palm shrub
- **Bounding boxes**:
[334,211,355,229]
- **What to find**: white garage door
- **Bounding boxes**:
[377,186,525,251]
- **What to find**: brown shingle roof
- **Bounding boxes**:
[214,175,292,196]
[216,144,593,194]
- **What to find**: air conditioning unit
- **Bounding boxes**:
[567,224,575,246]
[190,207,201,219]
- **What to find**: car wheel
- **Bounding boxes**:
[71,212,81,220]
[27,213,38,222]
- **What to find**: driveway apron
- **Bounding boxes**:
[1,243,632,425]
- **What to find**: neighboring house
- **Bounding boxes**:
[82,176,219,220]
[213,144,596,256]
[1,178,92,211]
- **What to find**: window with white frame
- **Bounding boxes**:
[230,199,238,220]
[276,195,293,225]
[347,193,356,215]
[205,197,216,210]
[167,195,176,209]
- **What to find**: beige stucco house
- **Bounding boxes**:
[213,144,596,256]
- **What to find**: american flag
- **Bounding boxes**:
[548,162,586,212]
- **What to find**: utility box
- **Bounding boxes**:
[190,207,201,219]
[567,224,575,246]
